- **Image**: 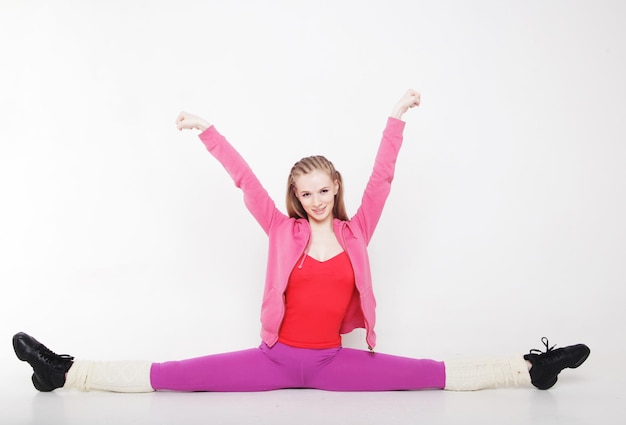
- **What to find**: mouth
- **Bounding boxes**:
[311,206,326,215]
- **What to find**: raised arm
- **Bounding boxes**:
[351,89,421,243]
[175,111,282,235]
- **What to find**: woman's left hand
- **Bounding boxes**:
[391,89,421,119]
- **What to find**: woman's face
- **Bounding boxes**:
[293,169,339,225]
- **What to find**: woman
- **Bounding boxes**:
[13,90,590,393]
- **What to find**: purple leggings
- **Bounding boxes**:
[150,342,445,392]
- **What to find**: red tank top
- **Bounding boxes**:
[278,251,356,348]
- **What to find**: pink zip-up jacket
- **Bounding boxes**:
[198,117,405,350]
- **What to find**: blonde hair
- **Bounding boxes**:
[286,155,349,221]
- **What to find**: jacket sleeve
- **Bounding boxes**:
[198,126,283,235]
[350,117,405,244]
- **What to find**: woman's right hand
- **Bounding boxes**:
[175,111,211,132]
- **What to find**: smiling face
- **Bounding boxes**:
[293,170,339,225]
[285,155,348,222]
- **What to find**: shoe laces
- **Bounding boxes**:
[529,337,557,356]
[37,343,74,364]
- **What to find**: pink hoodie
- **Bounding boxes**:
[198,117,405,350]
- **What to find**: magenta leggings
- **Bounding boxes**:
[150,342,445,392]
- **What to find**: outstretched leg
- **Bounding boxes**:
[14,332,299,393]
[308,337,590,391]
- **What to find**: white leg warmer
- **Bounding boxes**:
[444,356,531,391]
[64,360,154,393]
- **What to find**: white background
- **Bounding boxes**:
[0,1,624,419]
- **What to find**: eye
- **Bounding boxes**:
[301,192,310,198]
[321,189,329,194]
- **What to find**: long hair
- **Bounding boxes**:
[286,155,349,221]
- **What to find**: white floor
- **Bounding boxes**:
[1,349,620,425]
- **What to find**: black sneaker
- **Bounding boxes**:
[13,332,74,392]
[524,337,590,390]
